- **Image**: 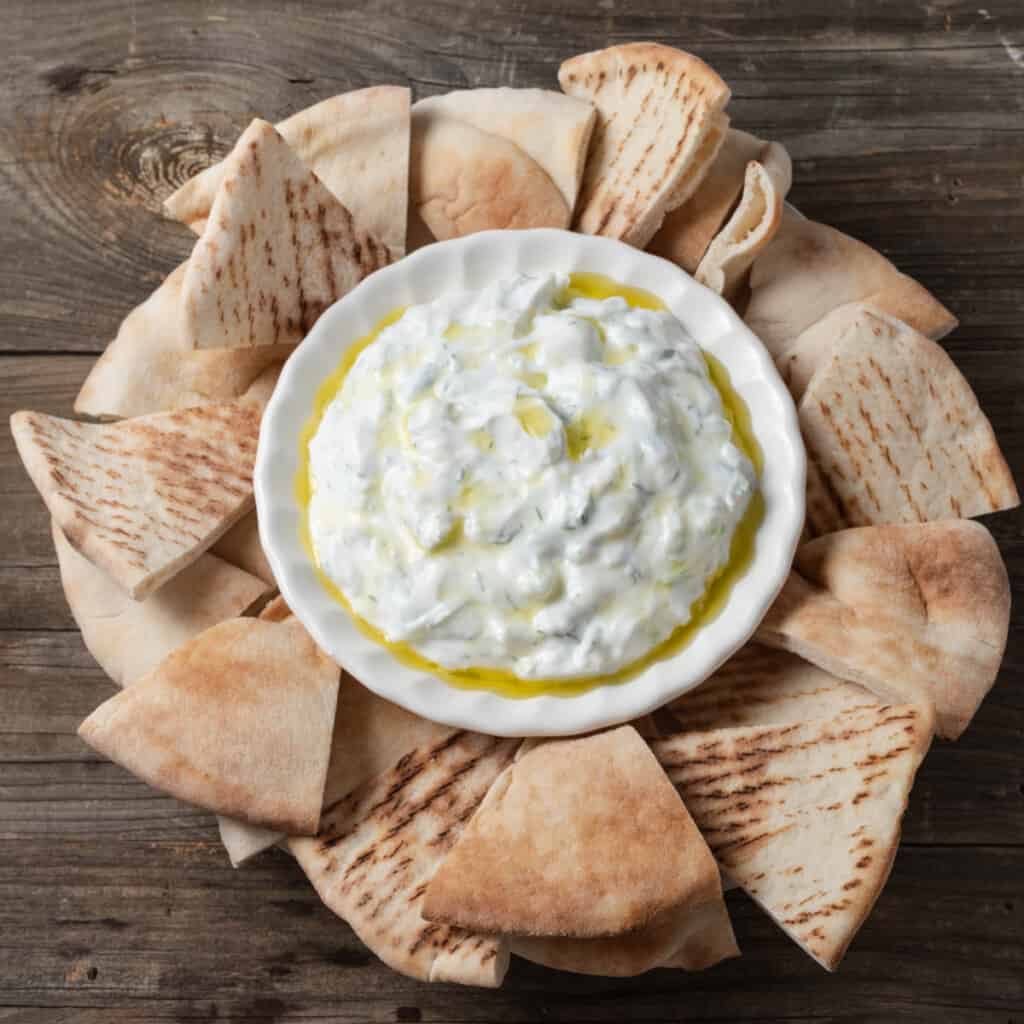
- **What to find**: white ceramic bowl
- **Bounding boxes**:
[256,229,805,737]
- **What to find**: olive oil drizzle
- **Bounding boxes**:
[296,273,763,699]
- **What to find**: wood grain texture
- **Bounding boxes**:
[1,0,1023,1020]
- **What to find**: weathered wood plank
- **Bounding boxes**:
[0,841,1020,1021]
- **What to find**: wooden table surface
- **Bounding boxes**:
[2,1,1023,1021]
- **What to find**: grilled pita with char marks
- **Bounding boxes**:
[648,126,766,273]
[756,520,1010,740]
[559,43,731,247]
[52,521,271,689]
[78,616,340,835]
[12,402,259,600]
[412,88,596,214]
[182,119,389,350]
[652,702,934,970]
[410,108,570,239]
[423,726,727,941]
[696,141,792,300]
[797,306,1018,533]
[165,86,410,258]
[290,730,518,986]
[664,644,879,735]
[744,212,956,362]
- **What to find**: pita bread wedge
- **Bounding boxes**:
[648,126,765,272]
[652,701,934,970]
[559,44,731,247]
[744,212,957,360]
[52,521,270,688]
[182,119,389,350]
[756,521,1011,739]
[511,894,738,976]
[663,644,880,734]
[165,87,410,258]
[410,108,570,239]
[78,616,339,833]
[423,726,722,941]
[219,668,451,867]
[696,142,792,300]
[797,306,1018,531]
[413,88,596,213]
[290,730,518,986]
[12,401,260,600]
[211,510,274,586]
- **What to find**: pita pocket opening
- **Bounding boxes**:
[649,126,779,274]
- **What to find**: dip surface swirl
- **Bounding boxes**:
[308,272,756,681]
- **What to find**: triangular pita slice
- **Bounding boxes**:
[756,521,1011,739]
[696,142,792,300]
[165,87,410,258]
[410,107,570,240]
[511,895,738,976]
[216,606,455,866]
[53,520,271,688]
[211,509,274,585]
[78,616,340,834]
[559,43,730,247]
[290,730,519,986]
[12,401,260,600]
[744,212,956,360]
[413,88,596,213]
[797,306,1018,531]
[649,127,765,272]
[423,726,724,940]
[652,702,934,970]
[663,643,880,734]
[182,119,390,349]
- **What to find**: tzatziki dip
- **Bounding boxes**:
[307,271,756,681]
